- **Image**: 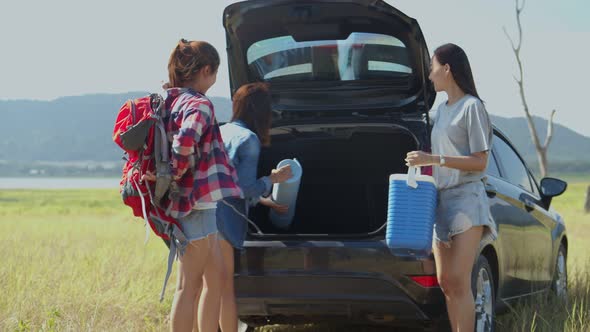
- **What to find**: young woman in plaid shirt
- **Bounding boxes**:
[162,39,242,332]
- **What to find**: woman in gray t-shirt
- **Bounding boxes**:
[405,43,497,331]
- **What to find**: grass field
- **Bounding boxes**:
[0,181,589,331]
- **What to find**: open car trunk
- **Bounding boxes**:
[250,123,419,236]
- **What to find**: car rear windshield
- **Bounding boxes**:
[246,32,413,82]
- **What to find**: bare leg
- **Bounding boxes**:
[218,238,238,332]
[192,284,203,332]
[198,233,226,332]
[434,226,483,332]
[433,240,457,330]
[170,237,210,332]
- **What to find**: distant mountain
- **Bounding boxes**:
[1,93,588,174]
[490,115,590,164]
[0,92,232,163]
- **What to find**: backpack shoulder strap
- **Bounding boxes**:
[129,100,136,124]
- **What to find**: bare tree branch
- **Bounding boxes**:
[518,0,526,14]
[544,109,557,149]
[518,76,542,152]
[512,0,525,56]
[505,0,554,177]
[512,75,520,84]
[503,27,517,51]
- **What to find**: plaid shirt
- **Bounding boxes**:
[164,88,242,218]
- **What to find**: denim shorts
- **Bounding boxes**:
[434,181,497,247]
[216,197,249,249]
[178,208,218,242]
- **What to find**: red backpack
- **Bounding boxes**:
[113,93,195,301]
[112,93,179,241]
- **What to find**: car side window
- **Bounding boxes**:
[485,149,501,178]
[493,137,533,192]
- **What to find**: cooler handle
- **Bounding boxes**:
[407,166,421,189]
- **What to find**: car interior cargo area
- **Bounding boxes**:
[249,124,419,235]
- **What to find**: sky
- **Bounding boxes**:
[1,0,589,136]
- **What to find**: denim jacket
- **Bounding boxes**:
[216,120,272,248]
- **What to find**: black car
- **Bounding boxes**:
[222,1,568,331]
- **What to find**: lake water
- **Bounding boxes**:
[0,177,120,189]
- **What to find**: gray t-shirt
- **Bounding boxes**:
[429,95,493,189]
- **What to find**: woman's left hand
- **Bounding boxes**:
[405,151,436,167]
[259,197,289,214]
[141,171,156,182]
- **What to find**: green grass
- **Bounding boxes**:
[0,190,173,331]
[0,184,589,331]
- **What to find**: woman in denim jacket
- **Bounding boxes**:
[215,83,292,332]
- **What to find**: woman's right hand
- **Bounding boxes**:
[269,164,293,183]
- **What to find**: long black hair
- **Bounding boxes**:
[434,43,482,102]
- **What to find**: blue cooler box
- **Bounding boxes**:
[386,167,437,257]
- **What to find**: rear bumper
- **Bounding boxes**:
[236,275,432,326]
[234,240,446,326]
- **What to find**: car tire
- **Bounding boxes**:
[472,254,495,332]
[551,244,568,303]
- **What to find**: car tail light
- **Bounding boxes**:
[409,275,439,288]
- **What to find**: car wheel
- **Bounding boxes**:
[472,254,495,332]
[551,244,568,303]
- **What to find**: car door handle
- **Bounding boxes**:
[485,184,497,198]
[521,197,535,212]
